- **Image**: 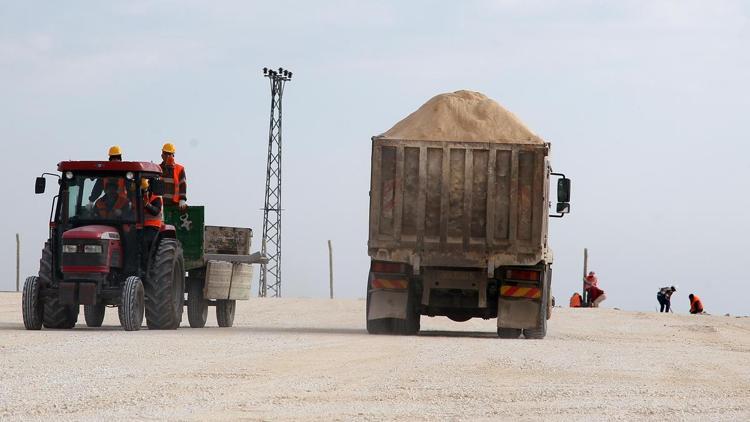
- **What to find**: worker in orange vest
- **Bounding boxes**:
[159,142,187,211]
[583,271,607,307]
[95,180,130,219]
[140,178,163,268]
[689,294,704,314]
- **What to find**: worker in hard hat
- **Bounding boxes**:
[140,177,163,268]
[94,178,131,219]
[159,142,187,212]
[89,145,125,206]
[689,293,704,314]
[656,285,677,313]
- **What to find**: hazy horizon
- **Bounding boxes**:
[1,1,748,316]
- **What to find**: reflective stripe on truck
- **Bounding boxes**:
[371,278,408,289]
[500,285,541,299]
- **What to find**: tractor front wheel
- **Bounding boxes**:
[84,304,106,327]
[22,276,43,330]
[39,242,78,329]
[119,276,144,331]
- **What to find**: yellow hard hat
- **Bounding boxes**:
[140,178,150,190]
[108,145,122,156]
[162,142,176,154]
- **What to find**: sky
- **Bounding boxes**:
[1,1,748,315]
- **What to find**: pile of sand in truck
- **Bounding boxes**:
[379,90,544,144]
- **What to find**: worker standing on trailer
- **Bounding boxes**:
[140,178,163,268]
[656,285,677,313]
[689,293,704,314]
[159,142,187,212]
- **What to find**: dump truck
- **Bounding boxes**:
[23,160,262,331]
[366,91,571,339]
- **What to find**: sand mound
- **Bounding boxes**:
[378,90,543,144]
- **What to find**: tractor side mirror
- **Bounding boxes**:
[557,177,571,203]
[35,177,46,194]
[150,179,165,195]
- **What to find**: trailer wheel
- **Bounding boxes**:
[39,243,78,329]
[84,304,106,327]
[497,327,522,339]
[216,300,235,327]
[187,279,208,328]
[22,276,43,330]
[119,276,144,331]
[145,238,185,330]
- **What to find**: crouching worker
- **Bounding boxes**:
[689,294,704,314]
[584,271,607,307]
[140,178,163,270]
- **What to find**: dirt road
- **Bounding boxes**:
[1,293,749,421]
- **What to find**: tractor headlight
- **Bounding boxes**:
[62,244,78,253]
[84,244,103,254]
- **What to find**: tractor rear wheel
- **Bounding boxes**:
[216,300,235,327]
[22,276,43,330]
[145,238,185,330]
[84,304,106,327]
[39,243,78,329]
[119,276,144,331]
[187,279,208,328]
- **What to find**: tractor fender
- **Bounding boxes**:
[160,224,177,239]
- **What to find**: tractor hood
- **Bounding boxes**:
[62,225,121,240]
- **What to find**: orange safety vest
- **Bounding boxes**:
[103,178,126,192]
[690,295,704,313]
[163,164,184,204]
[143,193,164,228]
[96,194,129,218]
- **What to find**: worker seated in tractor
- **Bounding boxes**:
[94,179,131,219]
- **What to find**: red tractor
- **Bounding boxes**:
[22,161,185,331]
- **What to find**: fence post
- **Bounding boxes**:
[16,233,20,292]
[328,240,333,299]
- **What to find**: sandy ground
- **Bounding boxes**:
[1,293,749,421]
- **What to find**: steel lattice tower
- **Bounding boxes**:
[259,66,292,297]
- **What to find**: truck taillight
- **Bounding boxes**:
[506,269,541,282]
[371,261,406,274]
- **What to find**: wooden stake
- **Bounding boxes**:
[328,240,333,299]
[16,233,20,292]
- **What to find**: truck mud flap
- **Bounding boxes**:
[497,298,540,329]
[368,290,408,320]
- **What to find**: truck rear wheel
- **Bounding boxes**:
[22,276,43,330]
[84,304,106,327]
[524,268,550,339]
[145,238,185,330]
[38,243,78,329]
[119,276,144,331]
[187,279,208,328]
[216,300,235,327]
[497,327,522,339]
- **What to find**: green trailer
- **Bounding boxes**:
[165,206,265,328]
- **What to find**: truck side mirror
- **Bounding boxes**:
[557,177,571,203]
[150,179,165,195]
[35,177,46,194]
[556,202,570,214]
